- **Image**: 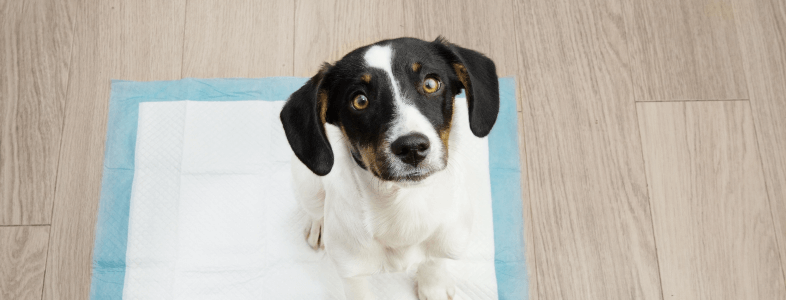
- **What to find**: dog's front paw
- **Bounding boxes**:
[417,276,456,300]
[305,218,324,250]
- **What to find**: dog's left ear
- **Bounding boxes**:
[434,38,500,137]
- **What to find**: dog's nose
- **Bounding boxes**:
[390,133,430,166]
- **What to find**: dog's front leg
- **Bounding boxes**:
[291,155,326,250]
[416,258,456,300]
[342,276,374,300]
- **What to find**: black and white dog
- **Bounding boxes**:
[280,37,499,300]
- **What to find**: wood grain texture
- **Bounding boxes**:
[42,0,185,299]
[625,0,748,101]
[637,101,785,299]
[293,0,407,77]
[0,0,75,225]
[182,0,294,78]
[514,0,662,298]
[8,1,780,299]
[0,226,50,300]
[732,0,786,278]
[401,0,520,112]
[402,0,518,78]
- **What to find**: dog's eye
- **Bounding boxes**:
[352,94,369,110]
[422,77,440,94]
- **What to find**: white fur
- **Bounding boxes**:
[363,45,446,178]
[292,98,475,300]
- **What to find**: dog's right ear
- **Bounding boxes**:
[280,64,334,176]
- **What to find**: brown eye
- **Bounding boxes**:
[352,94,369,110]
[423,77,440,94]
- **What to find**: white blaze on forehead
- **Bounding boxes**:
[363,44,445,175]
[363,45,403,104]
[363,45,393,73]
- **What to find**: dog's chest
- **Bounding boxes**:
[365,187,444,248]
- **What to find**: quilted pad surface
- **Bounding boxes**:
[124,100,496,299]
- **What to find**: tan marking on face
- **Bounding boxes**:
[361,74,372,83]
[439,129,450,152]
[317,89,329,124]
[453,63,476,126]
[411,62,421,72]
[340,124,384,176]
[438,96,455,153]
[339,124,348,137]
[359,145,382,176]
[376,140,391,176]
[453,63,470,94]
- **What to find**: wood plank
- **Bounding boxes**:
[514,0,662,298]
[402,0,518,78]
[0,226,50,300]
[732,0,786,279]
[182,0,294,78]
[293,0,406,77]
[0,0,76,225]
[295,0,517,88]
[42,0,185,299]
[637,101,785,299]
[624,0,748,101]
[401,0,520,112]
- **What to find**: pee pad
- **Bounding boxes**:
[91,77,527,299]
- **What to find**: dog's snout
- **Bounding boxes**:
[391,133,430,166]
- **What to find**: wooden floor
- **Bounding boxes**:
[1,0,784,299]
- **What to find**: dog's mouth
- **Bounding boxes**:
[377,168,437,184]
[350,147,441,183]
[387,169,434,183]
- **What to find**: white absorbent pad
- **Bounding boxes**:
[123,100,498,299]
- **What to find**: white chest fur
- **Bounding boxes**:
[320,141,472,277]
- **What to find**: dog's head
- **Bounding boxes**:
[281,37,499,182]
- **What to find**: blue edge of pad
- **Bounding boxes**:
[91,77,527,299]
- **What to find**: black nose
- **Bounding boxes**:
[390,133,430,166]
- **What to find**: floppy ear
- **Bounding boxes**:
[280,65,334,176]
[435,37,500,137]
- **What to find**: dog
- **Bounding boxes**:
[280,37,499,300]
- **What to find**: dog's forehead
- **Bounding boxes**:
[365,40,438,69]
[361,45,403,104]
[333,39,437,74]
[363,45,394,72]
